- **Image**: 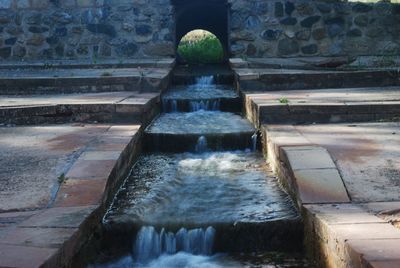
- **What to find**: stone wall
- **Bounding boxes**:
[229,0,400,57]
[0,0,175,60]
[0,0,399,61]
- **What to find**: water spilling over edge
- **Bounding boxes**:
[134,226,216,263]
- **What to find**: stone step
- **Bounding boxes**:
[100,219,303,256]
[172,65,234,85]
[144,132,255,153]
[161,84,241,112]
[0,58,175,70]
[144,111,256,152]
[161,97,242,113]
[235,68,400,92]
[0,68,170,95]
[0,92,160,125]
[243,87,400,126]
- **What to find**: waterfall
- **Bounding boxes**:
[162,99,178,113]
[189,100,220,112]
[251,133,258,152]
[195,136,208,153]
[134,226,216,263]
[195,76,214,87]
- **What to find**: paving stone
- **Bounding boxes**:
[20,206,96,228]
[96,136,133,149]
[295,122,400,202]
[79,151,121,161]
[346,239,400,263]
[54,178,107,207]
[106,125,140,137]
[368,260,400,268]
[293,168,349,204]
[0,244,57,268]
[333,223,400,240]
[304,204,384,224]
[282,146,336,171]
[362,202,400,214]
[86,142,127,152]
[115,104,142,114]
[66,159,115,179]
[0,211,40,225]
[0,227,77,248]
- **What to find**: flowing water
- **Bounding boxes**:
[89,74,303,268]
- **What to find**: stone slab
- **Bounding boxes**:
[243,87,400,125]
[0,58,175,70]
[294,169,350,204]
[237,68,400,91]
[346,239,400,263]
[368,260,400,268]
[282,146,336,171]
[0,244,57,268]
[106,125,140,137]
[20,206,97,228]
[53,178,107,207]
[295,123,400,202]
[0,211,41,226]
[304,204,385,225]
[0,125,108,211]
[0,227,77,248]
[65,159,115,180]
[333,223,400,240]
[79,151,121,161]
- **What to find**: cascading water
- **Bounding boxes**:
[89,71,301,268]
[251,133,258,152]
[195,75,214,87]
[162,99,178,113]
[161,76,232,113]
[195,136,208,153]
[134,226,216,264]
[189,100,220,112]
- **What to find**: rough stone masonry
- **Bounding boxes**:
[0,0,399,60]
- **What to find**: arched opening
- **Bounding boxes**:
[173,0,229,62]
[177,30,224,64]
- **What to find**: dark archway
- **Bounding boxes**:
[172,0,229,60]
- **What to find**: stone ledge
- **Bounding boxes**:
[0,58,176,70]
[0,92,160,126]
[263,124,400,268]
[244,87,400,126]
[0,67,171,95]
[0,122,145,267]
[235,68,400,92]
[293,169,350,204]
[303,204,400,268]
[281,146,337,171]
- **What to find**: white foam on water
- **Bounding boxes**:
[90,253,242,268]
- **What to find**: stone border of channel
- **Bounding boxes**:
[0,125,146,268]
[262,124,400,268]
[0,95,160,126]
[242,92,400,127]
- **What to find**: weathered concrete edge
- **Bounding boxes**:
[0,96,160,126]
[262,124,400,268]
[38,82,168,268]
[242,93,400,127]
[41,125,145,268]
[0,58,176,70]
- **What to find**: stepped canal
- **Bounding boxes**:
[87,73,305,267]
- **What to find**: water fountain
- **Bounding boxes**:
[88,70,303,267]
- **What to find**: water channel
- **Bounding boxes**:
[88,72,305,267]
